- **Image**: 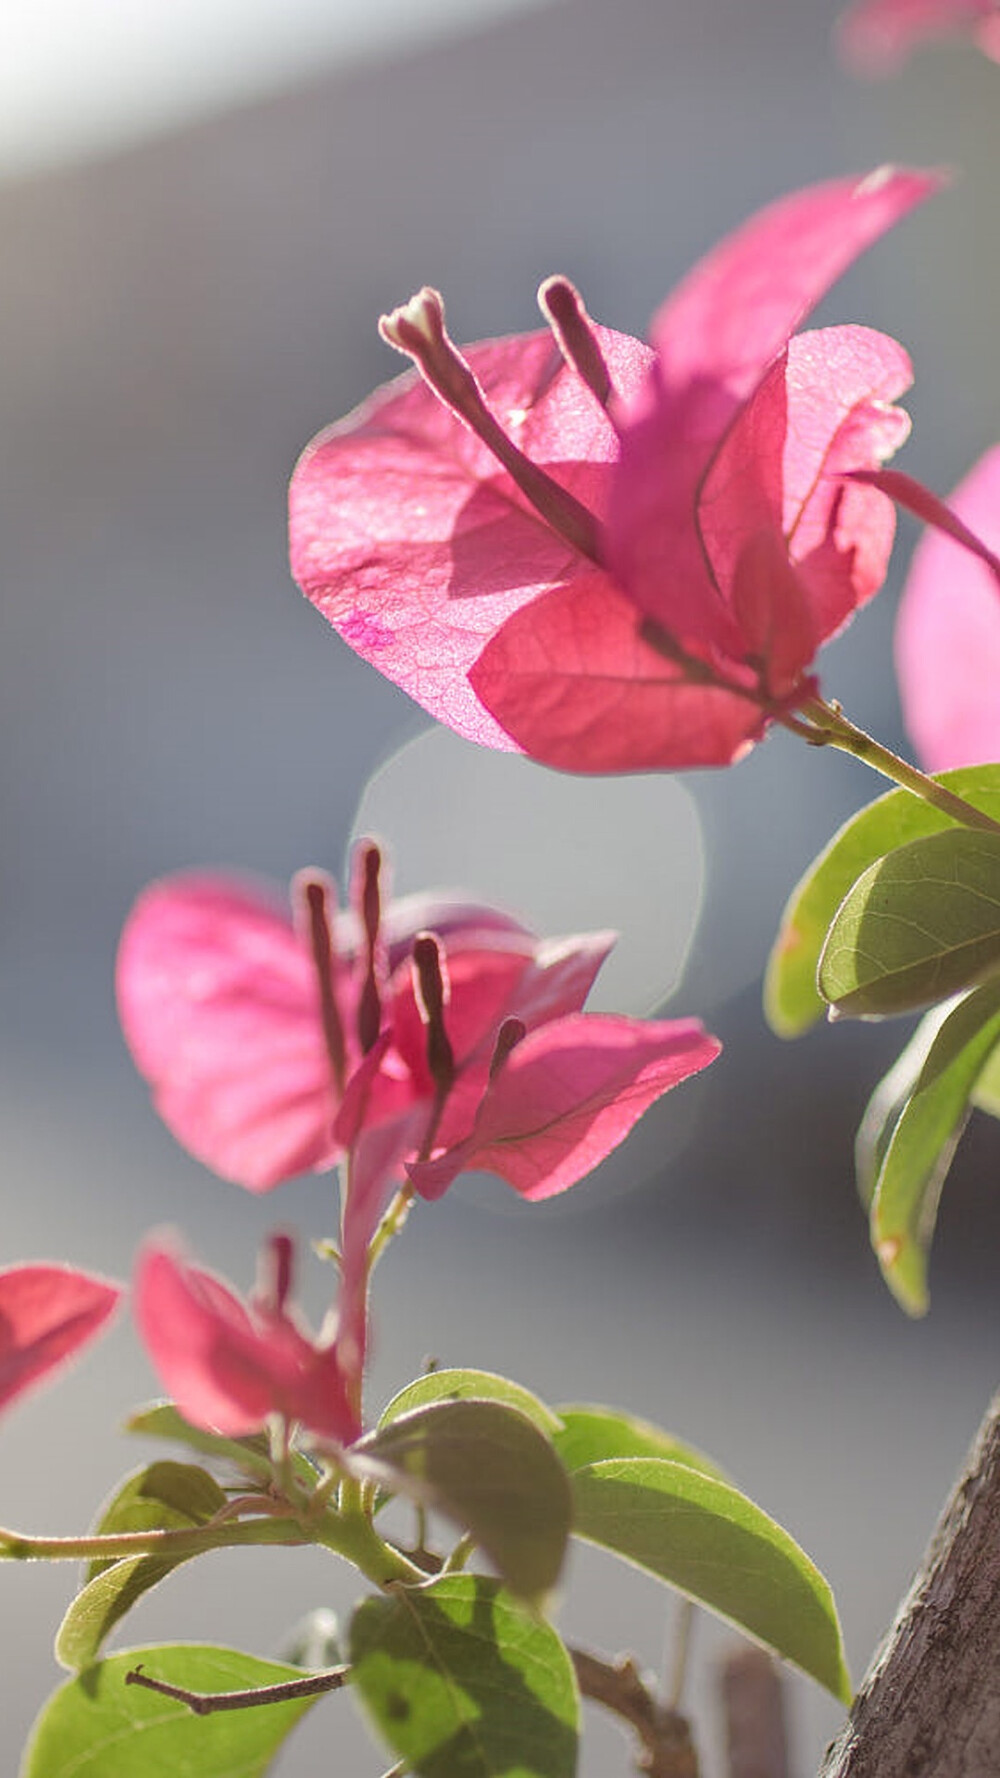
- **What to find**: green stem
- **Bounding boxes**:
[0,1517,312,1563]
[313,1502,426,1587]
[368,1182,416,1273]
[792,694,1000,835]
[1,1498,424,1589]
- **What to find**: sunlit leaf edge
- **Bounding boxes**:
[869,979,1000,1315]
[570,1457,850,1704]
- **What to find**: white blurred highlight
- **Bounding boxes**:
[351,726,705,1016]
[0,0,547,176]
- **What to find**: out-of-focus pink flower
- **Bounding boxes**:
[117,853,538,1191]
[290,170,937,772]
[891,447,1000,769]
[839,0,1000,73]
[133,1233,359,1444]
[117,852,717,1208]
[0,1264,122,1416]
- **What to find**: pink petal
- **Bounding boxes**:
[838,0,999,72]
[290,326,652,749]
[117,875,340,1191]
[894,445,1000,770]
[387,939,535,1095]
[650,169,937,401]
[470,570,767,771]
[134,1242,357,1443]
[380,896,530,968]
[355,926,616,1152]
[853,467,1000,579]
[0,1265,122,1415]
[502,930,616,1028]
[700,325,912,647]
[387,925,612,1091]
[782,328,911,629]
[608,169,939,637]
[728,530,817,698]
[408,1014,720,1201]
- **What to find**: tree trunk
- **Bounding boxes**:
[820,1392,1000,1777]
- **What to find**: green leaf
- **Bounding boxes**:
[970,1033,1000,1118]
[855,1004,954,1211]
[765,766,1000,1037]
[20,1644,320,1778]
[56,1462,229,1671]
[552,1405,727,1482]
[126,1404,276,1481]
[126,1403,318,1488]
[867,981,1000,1315]
[818,828,1000,1018]
[354,1400,571,1602]
[86,1462,228,1581]
[349,1574,578,1778]
[380,1370,563,1438]
[57,1557,194,1673]
[571,1458,850,1703]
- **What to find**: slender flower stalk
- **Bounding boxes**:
[788,695,1000,834]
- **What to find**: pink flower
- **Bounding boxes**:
[890,447,1000,769]
[290,170,938,772]
[119,854,608,1189]
[838,0,1000,73]
[133,1232,359,1444]
[121,858,719,1420]
[117,853,719,1205]
[0,1264,122,1416]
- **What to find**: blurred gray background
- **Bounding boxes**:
[2,0,999,1772]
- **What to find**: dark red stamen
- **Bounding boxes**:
[379,287,603,563]
[538,277,613,412]
[411,931,455,1100]
[301,877,347,1095]
[489,1017,527,1082]
[355,842,383,1055]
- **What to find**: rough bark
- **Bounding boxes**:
[820,1391,1000,1777]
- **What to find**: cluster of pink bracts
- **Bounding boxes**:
[289,165,1000,782]
[8,147,1000,1464]
[1,846,718,1450]
[290,168,934,771]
